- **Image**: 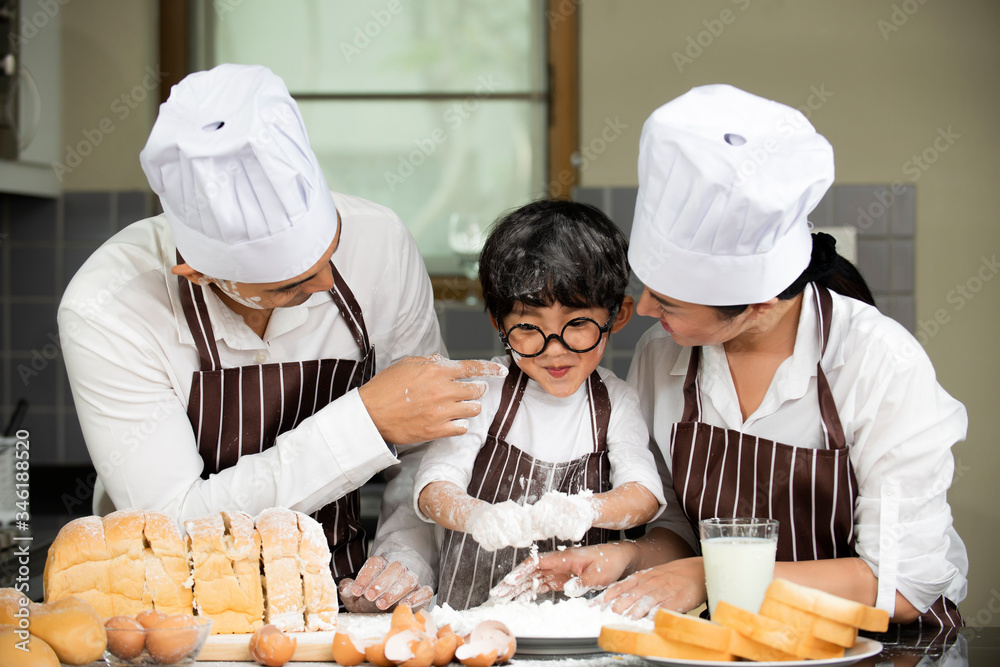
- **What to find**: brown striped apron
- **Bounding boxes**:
[670,284,962,627]
[437,364,613,610]
[177,259,374,581]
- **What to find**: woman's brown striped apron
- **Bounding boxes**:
[437,364,613,610]
[177,259,374,581]
[670,284,962,627]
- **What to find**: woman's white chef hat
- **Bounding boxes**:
[628,84,834,306]
[140,64,337,284]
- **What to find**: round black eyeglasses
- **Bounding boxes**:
[497,307,619,358]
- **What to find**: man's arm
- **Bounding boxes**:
[59,306,397,520]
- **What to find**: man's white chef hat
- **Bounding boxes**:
[628,84,834,306]
[140,64,337,284]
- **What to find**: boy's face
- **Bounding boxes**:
[496,299,633,398]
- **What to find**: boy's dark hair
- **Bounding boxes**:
[478,199,630,324]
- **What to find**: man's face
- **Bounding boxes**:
[210,217,341,310]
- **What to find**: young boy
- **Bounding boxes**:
[414,199,666,610]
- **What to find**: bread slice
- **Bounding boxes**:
[727,631,798,662]
[185,513,256,634]
[43,516,114,617]
[766,578,890,632]
[102,510,147,616]
[141,511,194,616]
[599,624,735,661]
[296,512,338,631]
[713,600,844,660]
[760,597,858,648]
[654,608,732,653]
[221,511,265,632]
[256,507,305,631]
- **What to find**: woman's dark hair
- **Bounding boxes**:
[714,232,876,319]
[478,199,630,324]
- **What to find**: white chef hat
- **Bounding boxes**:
[140,63,337,284]
[628,84,834,306]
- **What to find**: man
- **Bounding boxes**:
[58,64,502,611]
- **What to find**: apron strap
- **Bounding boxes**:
[680,284,847,450]
[176,251,222,372]
[681,347,702,422]
[487,363,530,443]
[813,284,847,450]
[328,260,373,359]
[586,370,613,452]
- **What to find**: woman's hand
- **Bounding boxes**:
[596,557,707,619]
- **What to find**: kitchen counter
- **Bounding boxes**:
[69,625,999,666]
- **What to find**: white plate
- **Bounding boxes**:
[639,636,883,667]
[515,635,602,655]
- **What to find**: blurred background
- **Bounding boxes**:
[0,0,997,621]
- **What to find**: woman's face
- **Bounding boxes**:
[635,286,753,347]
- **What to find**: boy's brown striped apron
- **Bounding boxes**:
[437,364,612,610]
[670,284,961,627]
[177,259,374,581]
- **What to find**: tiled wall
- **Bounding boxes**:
[0,185,915,466]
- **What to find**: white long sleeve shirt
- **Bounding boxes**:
[414,356,667,529]
[58,191,444,584]
[629,283,969,614]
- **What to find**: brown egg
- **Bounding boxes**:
[332,631,368,666]
[365,634,395,667]
[136,609,168,628]
[249,624,297,667]
[145,614,201,664]
[470,620,516,663]
[105,616,146,660]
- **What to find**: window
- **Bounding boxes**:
[189,0,559,276]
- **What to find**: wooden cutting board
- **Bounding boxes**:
[198,631,336,661]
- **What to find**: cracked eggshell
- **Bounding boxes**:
[470,620,516,663]
[415,608,437,635]
[432,627,459,667]
[454,641,498,667]
[384,628,434,667]
[332,631,369,666]
[391,605,423,632]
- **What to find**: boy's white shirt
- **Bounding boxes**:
[413,355,667,531]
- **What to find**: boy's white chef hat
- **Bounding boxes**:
[140,63,337,284]
[628,84,834,306]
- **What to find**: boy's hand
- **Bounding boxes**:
[529,491,595,542]
[466,500,533,552]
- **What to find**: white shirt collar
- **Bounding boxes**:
[673,284,847,425]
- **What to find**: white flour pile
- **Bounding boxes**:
[337,598,652,640]
[432,597,652,638]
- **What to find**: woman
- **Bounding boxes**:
[495,84,967,626]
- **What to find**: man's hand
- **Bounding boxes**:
[359,355,507,445]
[338,556,433,612]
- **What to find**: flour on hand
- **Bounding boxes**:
[529,490,595,542]
[467,500,534,552]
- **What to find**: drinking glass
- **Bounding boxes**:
[699,517,779,616]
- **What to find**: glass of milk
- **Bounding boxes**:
[699,517,779,616]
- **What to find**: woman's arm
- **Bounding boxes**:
[774,558,920,623]
[591,482,660,530]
